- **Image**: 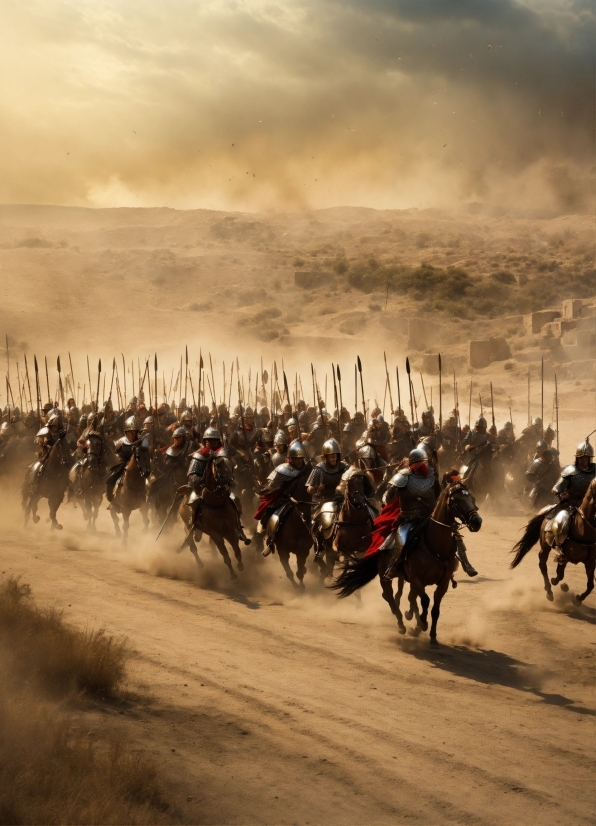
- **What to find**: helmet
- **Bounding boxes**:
[78,415,87,428]
[288,442,306,459]
[343,421,354,433]
[535,439,549,454]
[322,438,341,456]
[87,411,97,423]
[124,415,140,432]
[173,426,186,440]
[504,421,513,429]
[475,416,487,429]
[287,417,298,429]
[47,413,61,429]
[422,409,433,420]
[1,422,13,436]
[180,410,193,425]
[203,427,221,442]
[533,417,542,426]
[371,407,382,418]
[143,416,154,426]
[274,430,288,446]
[317,410,329,425]
[409,447,427,465]
[575,438,594,459]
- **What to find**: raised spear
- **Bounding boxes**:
[420,371,429,410]
[468,379,473,427]
[44,356,50,405]
[554,374,559,454]
[383,352,394,416]
[87,356,92,407]
[24,354,33,413]
[354,364,357,417]
[396,367,401,417]
[527,369,531,426]
[229,359,234,411]
[16,361,24,413]
[405,358,415,425]
[540,357,544,438]
[185,346,188,410]
[357,356,366,419]
[337,364,344,416]
[68,352,75,404]
[438,353,442,434]
[96,360,102,412]
[33,356,41,426]
[154,354,158,413]
[109,357,116,402]
[57,356,64,407]
[490,382,496,432]
[332,364,339,413]
[5,334,9,386]
[311,363,316,409]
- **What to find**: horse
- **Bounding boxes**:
[461,444,502,507]
[263,469,313,590]
[148,456,189,528]
[22,436,73,530]
[108,442,151,543]
[315,472,375,584]
[511,478,596,604]
[179,454,246,579]
[333,480,482,644]
[69,432,108,532]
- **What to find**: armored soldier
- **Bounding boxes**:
[307,439,349,559]
[440,412,461,469]
[106,416,148,501]
[497,421,515,448]
[35,412,67,460]
[388,416,413,466]
[383,448,477,576]
[306,411,330,458]
[524,441,560,510]
[355,419,388,488]
[255,442,311,556]
[270,430,289,468]
[99,400,123,439]
[546,438,595,551]
[230,407,265,460]
[462,416,497,456]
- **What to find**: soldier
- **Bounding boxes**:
[524,441,560,510]
[306,411,330,459]
[352,410,366,442]
[270,430,289,468]
[440,412,461,469]
[35,412,67,460]
[546,438,595,551]
[307,439,349,559]
[388,416,413,466]
[255,442,311,556]
[355,419,388,489]
[106,416,148,501]
[462,416,497,456]
[497,421,515,449]
[383,448,477,577]
[230,407,265,459]
[99,399,122,439]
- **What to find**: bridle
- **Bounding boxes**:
[431,483,479,530]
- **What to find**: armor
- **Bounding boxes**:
[288,442,306,459]
[274,430,288,447]
[575,439,595,459]
[203,427,221,441]
[124,416,140,432]
[307,460,348,501]
[552,463,595,502]
[384,467,437,519]
[321,438,341,456]
[271,450,287,468]
[475,416,487,428]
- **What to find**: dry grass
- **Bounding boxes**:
[0,578,174,825]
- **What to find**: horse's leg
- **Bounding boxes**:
[296,551,307,592]
[406,586,423,635]
[226,525,244,572]
[395,577,406,634]
[576,553,595,604]
[140,503,150,534]
[48,491,64,530]
[214,536,238,581]
[186,531,204,568]
[377,553,399,620]
[538,542,554,601]
[550,557,568,589]
[278,547,299,589]
[429,576,451,645]
[109,505,121,538]
[121,509,130,545]
[418,588,430,633]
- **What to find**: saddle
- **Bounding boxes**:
[544,506,575,549]
[313,500,339,540]
[266,500,293,540]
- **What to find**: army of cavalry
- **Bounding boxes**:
[1,350,593,644]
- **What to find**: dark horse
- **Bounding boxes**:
[316,472,375,583]
[511,478,596,604]
[265,475,313,591]
[22,436,73,529]
[179,454,246,580]
[333,480,482,643]
[69,432,109,532]
[108,442,151,543]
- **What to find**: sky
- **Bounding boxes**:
[0,0,593,212]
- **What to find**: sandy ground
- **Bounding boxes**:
[1,483,594,825]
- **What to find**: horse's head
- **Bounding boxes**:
[134,442,152,479]
[446,482,482,532]
[345,472,367,508]
[209,454,234,491]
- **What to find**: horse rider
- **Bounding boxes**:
[186,427,249,543]
[383,447,478,577]
[524,440,561,511]
[255,442,311,556]
[306,410,330,459]
[99,399,123,439]
[29,412,69,494]
[270,430,289,468]
[307,438,348,559]
[440,411,461,468]
[106,416,147,501]
[545,438,595,551]
[355,419,388,492]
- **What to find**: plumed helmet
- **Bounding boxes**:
[575,438,594,459]
[409,447,428,465]
[180,410,192,424]
[274,430,288,446]
[532,417,542,426]
[203,427,221,442]
[288,441,306,459]
[322,438,341,456]
[124,415,140,431]
[475,416,487,428]
[173,426,186,440]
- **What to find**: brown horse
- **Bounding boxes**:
[271,494,313,591]
[22,436,73,529]
[316,473,375,583]
[69,434,108,532]
[333,481,482,643]
[108,443,151,543]
[511,478,596,603]
[179,454,246,580]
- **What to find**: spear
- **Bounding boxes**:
[540,356,544,438]
[420,371,429,410]
[96,360,102,412]
[332,364,339,413]
[311,363,316,409]
[57,356,64,407]
[468,379,473,427]
[405,358,415,425]
[131,359,135,399]
[44,356,50,405]
[185,346,189,409]
[490,382,496,431]
[527,369,531,426]
[5,334,9,386]
[16,361,24,413]
[209,353,217,416]
[479,394,483,417]
[87,356,92,407]
[154,354,158,413]
[383,352,394,415]
[109,357,116,402]
[198,351,203,426]
[102,372,106,404]
[554,373,559,453]
[228,359,234,410]
[396,367,401,417]
[24,354,33,413]
[67,352,75,405]
[357,356,366,419]
[337,364,344,416]
[438,353,442,434]
[354,364,357,417]
[283,371,291,413]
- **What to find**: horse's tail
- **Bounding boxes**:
[331,553,378,598]
[511,512,544,568]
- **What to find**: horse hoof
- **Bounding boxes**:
[421,621,429,632]
[404,611,413,621]
[243,538,252,546]
[560,583,569,592]
[398,625,406,635]
[429,638,440,647]
[546,591,554,602]
[410,627,421,637]
[53,524,63,531]
[231,571,239,582]
[550,577,558,586]
[237,561,244,572]
[32,515,40,524]
[573,594,582,605]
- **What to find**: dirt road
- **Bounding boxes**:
[1,495,594,826]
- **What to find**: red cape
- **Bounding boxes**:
[364,498,401,558]
[253,488,281,521]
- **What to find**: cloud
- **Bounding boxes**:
[0,0,593,211]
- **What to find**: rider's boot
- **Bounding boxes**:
[262,535,275,557]
[455,536,478,577]
[313,531,325,560]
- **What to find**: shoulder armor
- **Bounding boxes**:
[561,465,578,477]
[358,444,375,459]
[140,437,149,449]
[166,445,183,457]
[391,469,410,488]
[190,449,208,461]
[276,463,299,478]
[36,426,49,437]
